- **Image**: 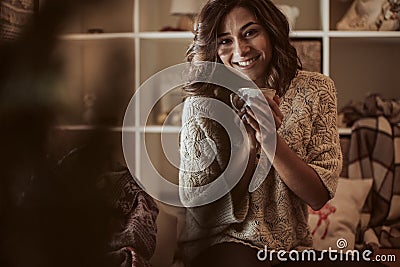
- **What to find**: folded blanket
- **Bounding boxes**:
[339,94,400,127]
[57,147,159,267]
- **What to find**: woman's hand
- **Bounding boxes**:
[230,93,259,154]
[246,94,283,129]
[234,92,283,145]
[268,95,283,128]
[232,92,282,192]
[242,92,331,210]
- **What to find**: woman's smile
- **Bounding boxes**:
[217,7,272,87]
[234,55,261,68]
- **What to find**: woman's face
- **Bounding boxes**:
[217,7,272,88]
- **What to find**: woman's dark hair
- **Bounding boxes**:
[184,0,301,97]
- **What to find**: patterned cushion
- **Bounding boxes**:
[308,178,372,251]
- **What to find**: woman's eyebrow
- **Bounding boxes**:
[241,21,257,31]
[217,21,257,38]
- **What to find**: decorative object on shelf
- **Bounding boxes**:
[156,88,183,126]
[290,39,322,73]
[336,0,400,31]
[87,28,104,34]
[276,4,300,30]
[83,91,97,124]
[338,93,400,127]
[377,0,400,29]
[169,0,204,31]
[158,106,182,126]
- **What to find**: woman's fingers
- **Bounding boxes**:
[243,121,258,151]
[243,113,262,144]
[230,93,246,112]
[247,95,283,129]
[265,97,283,129]
[238,94,283,153]
[243,99,278,130]
[232,92,282,144]
[272,95,281,105]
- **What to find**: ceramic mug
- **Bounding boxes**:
[230,88,276,112]
[238,88,276,99]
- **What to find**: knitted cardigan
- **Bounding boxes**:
[178,70,342,262]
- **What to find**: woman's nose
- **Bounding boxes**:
[234,39,250,57]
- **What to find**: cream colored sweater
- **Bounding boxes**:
[178,70,342,262]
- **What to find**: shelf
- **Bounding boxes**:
[55,125,182,133]
[59,31,328,41]
[338,127,352,136]
[56,125,127,132]
[144,126,352,136]
[290,31,325,38]
[59,31,193,41]
[59,33,137,41]
[328,31,400,38]
[57,125,351,136]
[62,30,400,42]
[138,31,193,39]
[142,125,181,133]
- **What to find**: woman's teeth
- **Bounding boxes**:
[237,57,257,67]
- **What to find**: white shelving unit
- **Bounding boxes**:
[54,0,400,186]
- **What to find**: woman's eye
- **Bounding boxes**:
[245,29,257,37]
[218,39,231,45]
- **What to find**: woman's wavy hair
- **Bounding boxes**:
[184,0,301,97]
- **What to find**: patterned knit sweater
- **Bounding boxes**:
[178,70,343,263]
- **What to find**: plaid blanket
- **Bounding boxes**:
[348,116,400,248]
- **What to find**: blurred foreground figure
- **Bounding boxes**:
[0,1,158,266]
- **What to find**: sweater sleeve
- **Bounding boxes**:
[307,75,342,199]
[179,97,249,228]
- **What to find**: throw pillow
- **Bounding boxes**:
[308,178,373,251]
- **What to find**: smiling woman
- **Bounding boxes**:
[178,0,343,267]
[185,0,299,98]
[216,7,272,88]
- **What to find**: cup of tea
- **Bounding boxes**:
[260,88,276,99]
[231,88,276,112]
[238,88,276,99]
